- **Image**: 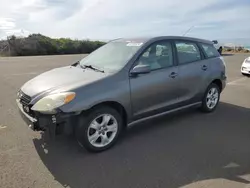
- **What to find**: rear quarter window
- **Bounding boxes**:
[201,43,220,58]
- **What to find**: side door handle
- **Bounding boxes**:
[169,72,178,78]
[201,65,207,71]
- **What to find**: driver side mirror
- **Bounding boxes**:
[130,64,151,77]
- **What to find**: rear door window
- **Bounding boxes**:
[175,41,201,65]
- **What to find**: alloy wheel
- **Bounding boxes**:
[206,87,219,110]
[87,114,118,148]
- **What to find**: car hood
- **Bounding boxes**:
[21,66,109,97]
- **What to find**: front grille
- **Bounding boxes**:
[18,90,36,118]
[19,90,31,106]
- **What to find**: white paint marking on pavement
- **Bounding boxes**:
[228,83,250,87]
[223,162,240,168]
[239,174,250,183]
[227,77,247,85]
[0,125,7,129]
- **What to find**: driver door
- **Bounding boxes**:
[129,40,180,120]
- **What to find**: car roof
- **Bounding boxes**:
[113,36,213,45]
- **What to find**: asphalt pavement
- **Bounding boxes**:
[0,53,250,188]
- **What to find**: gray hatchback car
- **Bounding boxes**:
[16,36,227,152]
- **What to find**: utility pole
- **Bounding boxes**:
[6,37,11,56]
[8,41,11,56]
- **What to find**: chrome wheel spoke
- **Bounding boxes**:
[101,134,109,145]
[213,92,219,99]
[101,115,111,126]
[207,99,212,107]
[107,123,118,132]
[210,100,215,107]
[215,97,218,103]
[90,120,100,130]
[104,115,111,124]
[89,132,99,144]
[211,88,216,95]
[207,93,212,99]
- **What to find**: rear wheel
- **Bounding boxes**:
[75,106,123,152]
[200,83,220,113]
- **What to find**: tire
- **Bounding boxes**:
[75,106,123,152]
[200,83,220,113]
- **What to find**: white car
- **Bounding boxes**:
[241,57,250,76]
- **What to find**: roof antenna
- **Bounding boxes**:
[182,26,195,36]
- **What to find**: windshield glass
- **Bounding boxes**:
[79,41,143,72]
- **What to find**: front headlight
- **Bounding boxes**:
[31,92,76,114]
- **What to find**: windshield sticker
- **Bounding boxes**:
[126,42,143,47]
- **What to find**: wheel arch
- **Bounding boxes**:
[82,101,128,127]
[211,79,222,92]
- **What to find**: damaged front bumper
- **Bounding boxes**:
[16,99,77,138]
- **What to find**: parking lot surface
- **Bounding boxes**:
[0,53,250,188]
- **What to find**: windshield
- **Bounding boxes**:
[79,41,143,72]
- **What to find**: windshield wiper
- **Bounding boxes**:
[80,64,105,73]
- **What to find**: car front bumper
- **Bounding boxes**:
[16,99,77,137]
[241,67,250,74]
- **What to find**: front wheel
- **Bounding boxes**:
[75,106,123,152]
[200,83,220,113]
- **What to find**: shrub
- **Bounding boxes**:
[0,34,106,56]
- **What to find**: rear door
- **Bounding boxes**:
[199,42,224,89]
[174,40,210,104]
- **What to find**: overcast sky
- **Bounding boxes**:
[0,0,250,44]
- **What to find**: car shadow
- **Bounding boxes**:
[33,102,250,188]
[243,74,250,78]
[222,53,234,56]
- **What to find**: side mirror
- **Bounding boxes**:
[130,64,151,76]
